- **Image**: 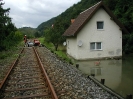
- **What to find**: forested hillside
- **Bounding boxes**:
[37,0,133,53]
[37,17,56,34]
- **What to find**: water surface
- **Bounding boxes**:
[75,56,133,98]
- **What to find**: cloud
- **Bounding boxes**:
[3,0,80,28]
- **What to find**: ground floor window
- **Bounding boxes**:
[90,42,102,50]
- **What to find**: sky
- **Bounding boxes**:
[3,0,81,28]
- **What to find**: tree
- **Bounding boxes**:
[0,1,12,50]
[113,0,133,33]
[44,18,65,51]
[34,31,41,38]
[103,0,118,11]
[0,0,22,51]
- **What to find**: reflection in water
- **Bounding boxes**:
[76,59,133,98]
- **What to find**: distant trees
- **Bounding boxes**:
[37,17,56,35]
[0,1,22,51]
[34,31,41,38]
[18,27,36,39]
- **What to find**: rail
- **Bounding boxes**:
[33,47,58,99]
[0,47,58,99]
[0,48,24,90]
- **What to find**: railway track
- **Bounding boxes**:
[0,47,58,99]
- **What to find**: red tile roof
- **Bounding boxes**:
[63,1,129,37]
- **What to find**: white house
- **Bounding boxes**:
[63,1,128,60]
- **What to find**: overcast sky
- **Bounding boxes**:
[3,0,81,28]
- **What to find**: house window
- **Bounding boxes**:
[90,42,95,49]
[97,21,104,29]
[90,42,102,50]
[96,42,101,49]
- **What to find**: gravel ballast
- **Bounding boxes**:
[36,47,121,99]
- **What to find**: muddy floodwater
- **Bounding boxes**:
[75,55,133,98]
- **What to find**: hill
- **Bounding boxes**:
[37,17,56,34]
[19,27,37,38]
[36,0,101,34]
[37,0,133,34]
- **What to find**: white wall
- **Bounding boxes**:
[66,38,78,59]
[68,8,122,60]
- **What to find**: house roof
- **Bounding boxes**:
[63,1,129,37]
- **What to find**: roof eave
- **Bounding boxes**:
[62,34,75,37]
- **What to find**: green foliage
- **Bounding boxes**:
[18,27,36,39]
[55,50,72,63]
[0,1,11,50]
[103,0,118,11]
[3,30,23,50]
[14,31,23,41]
[37,17,56,35]
[34,31,41,38]
[38,37,54,50]
[38,37,72,63]
[44,18,66,51]
[0,43,22,59]
[0,1,23,51]
[123,33,133,54]
[112,0,133,33]
[44,27,60,50]
[38,37,44,44]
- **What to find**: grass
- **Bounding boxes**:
[38,37,54,51]
[54,50,73,64]
[38,37,73,64]
[0,41,23,79]
[0,42,23,59]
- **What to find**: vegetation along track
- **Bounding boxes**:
[0,47,58,99]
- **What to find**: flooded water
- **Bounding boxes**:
[75,55,133,98]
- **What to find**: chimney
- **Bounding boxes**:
[71,19,75,24]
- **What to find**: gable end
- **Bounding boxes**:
[63,1,129,37]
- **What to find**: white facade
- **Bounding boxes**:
[66,8,122,60]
